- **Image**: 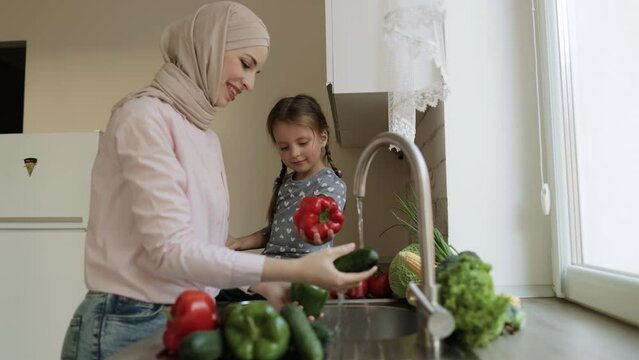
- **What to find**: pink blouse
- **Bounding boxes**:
[84,96,265,304]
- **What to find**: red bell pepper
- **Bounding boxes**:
[293,195,345,243]
[162,289,218,353]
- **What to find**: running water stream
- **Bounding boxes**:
[356,196,365,249]
[330,197,373,354]
[356,197,372,339]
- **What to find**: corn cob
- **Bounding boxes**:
[506,294,522,309]
[398,251,422,277]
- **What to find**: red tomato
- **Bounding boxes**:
[163,289,218,353]
[162,325,181,353]
[329,289,338,299]
[367,271,392,298]
[345,280,369,299]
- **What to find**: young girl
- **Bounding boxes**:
[227,94,346,257]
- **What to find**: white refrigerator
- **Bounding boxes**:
[0,132,100,359]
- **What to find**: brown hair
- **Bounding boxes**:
[266,94,341,223]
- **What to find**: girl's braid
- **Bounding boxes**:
[268,161,288,224]
[325,144,342,178]
[274,161,288,187]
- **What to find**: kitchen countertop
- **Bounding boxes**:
[474,298,639,360]
[109,298,639,360]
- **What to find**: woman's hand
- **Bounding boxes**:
[262,243,377,290]
[249,282,290,310]
[297,243,377,289]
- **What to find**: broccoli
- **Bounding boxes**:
[437,253,511,348]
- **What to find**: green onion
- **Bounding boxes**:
[380,188,457,264]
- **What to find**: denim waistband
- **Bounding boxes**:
[87,291,172,309]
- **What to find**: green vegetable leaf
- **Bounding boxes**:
[381,189,457,264]
[437,253,510,348]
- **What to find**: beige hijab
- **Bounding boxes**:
[113,1,270,130]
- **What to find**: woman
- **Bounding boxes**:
[60,2,375,359]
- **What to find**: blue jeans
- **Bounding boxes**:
[60,291,167,360]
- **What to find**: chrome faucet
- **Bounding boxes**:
[353,132,455,353]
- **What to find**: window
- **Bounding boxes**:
[539,0,639,325]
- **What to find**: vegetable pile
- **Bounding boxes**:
[162,248,382,359]
[387,190,526,349]
[162,286,334,360]
[397,249,527,348]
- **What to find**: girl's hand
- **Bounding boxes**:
[294,243,377,290]
[225,236,243,250]
[226,232,266,251]
[298,228,335,245]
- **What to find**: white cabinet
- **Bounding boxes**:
[325,0,390,147]
[326,0,389,94]
[0,132,99,229]
[0,132,99,358]
[0,230,87,359]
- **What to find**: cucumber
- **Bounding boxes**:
[178,330,223,360]
[333,248,379,272]
[311,322,334,350]
[281,303,324,360]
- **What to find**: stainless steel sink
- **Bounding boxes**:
[319,300,478,360]
[320,302,417,341]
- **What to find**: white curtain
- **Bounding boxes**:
[385,0,448,143]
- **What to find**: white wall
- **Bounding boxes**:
[416,104,449,237]
[445,0,553,295]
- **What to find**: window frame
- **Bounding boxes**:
[538,0,639,326]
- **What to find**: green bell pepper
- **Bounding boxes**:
[223,300,290,360]
[290,283,328,318]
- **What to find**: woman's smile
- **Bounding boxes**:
[226,83,240,101]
